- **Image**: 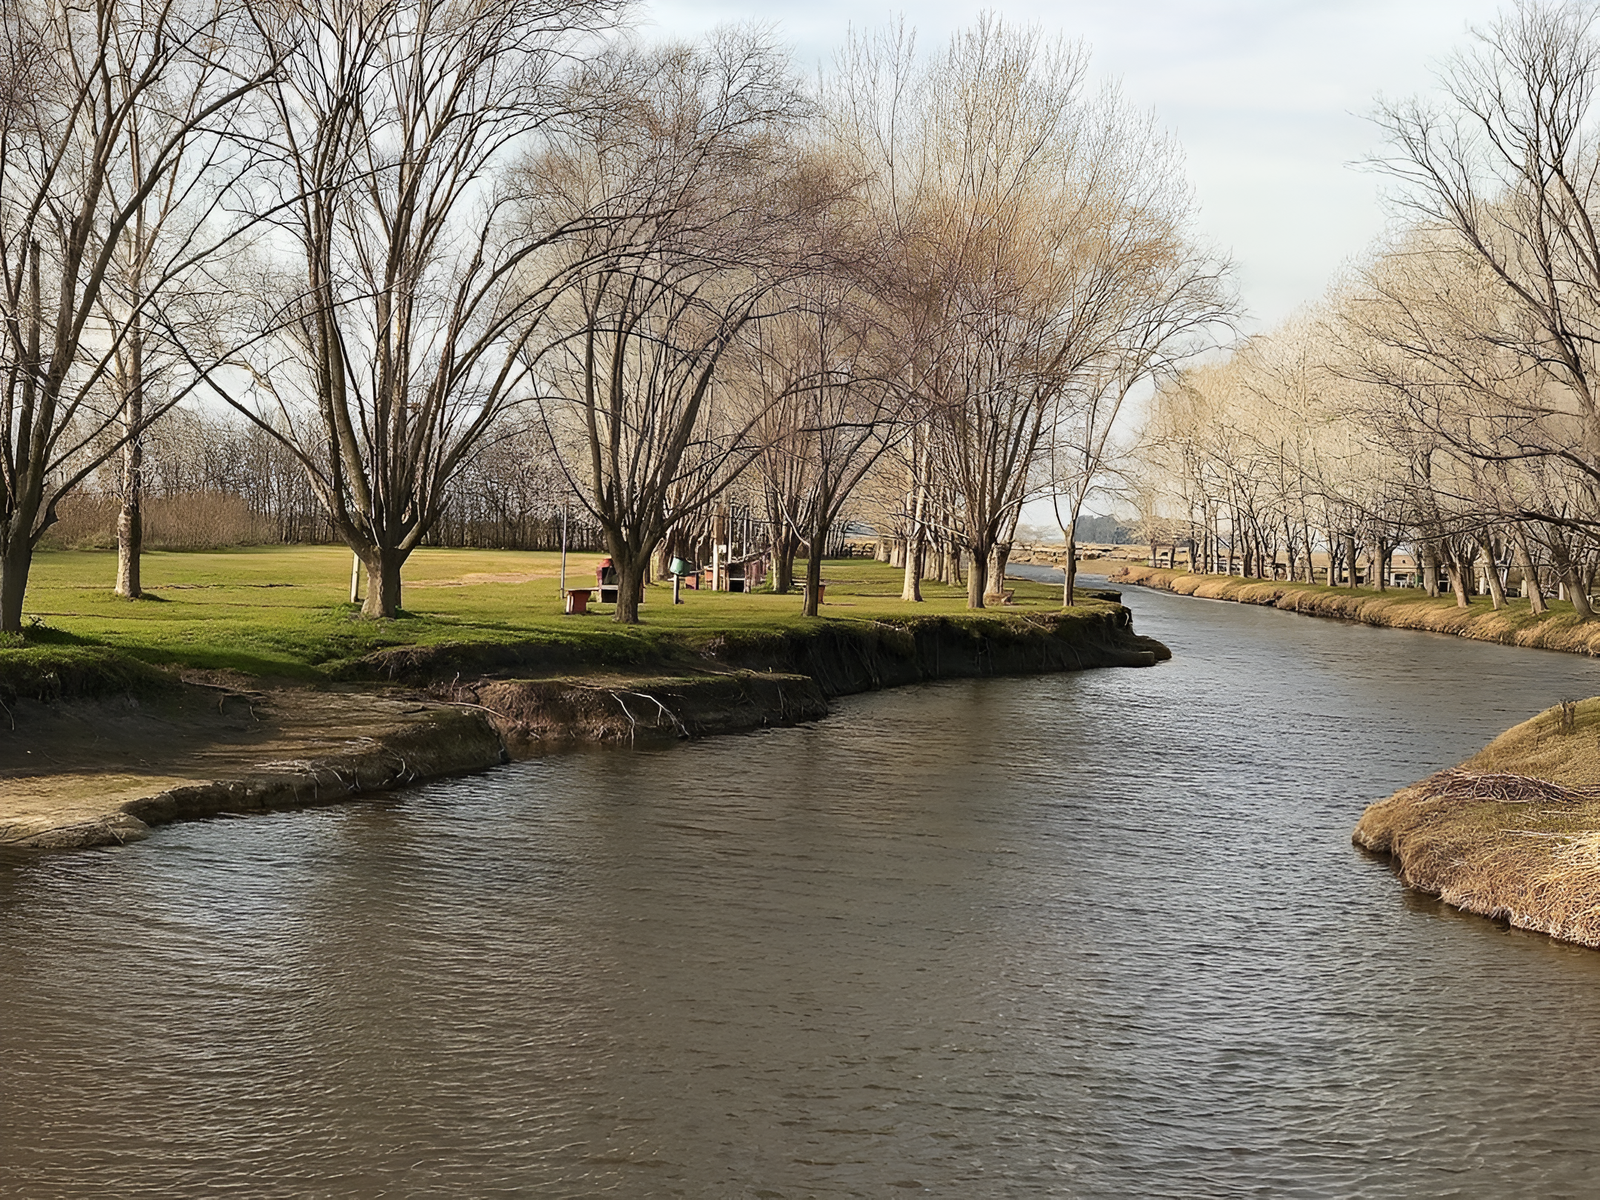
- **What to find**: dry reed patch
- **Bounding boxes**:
[40,492,276,550]
[1460,697,1600,783]
[1356,699,1600,947]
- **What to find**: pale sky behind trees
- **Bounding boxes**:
[647,0,1508,332]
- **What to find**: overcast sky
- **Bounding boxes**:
[643,0,1509,333]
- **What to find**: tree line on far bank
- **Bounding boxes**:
[0,0,1229,630]
[1133,1,1600,617]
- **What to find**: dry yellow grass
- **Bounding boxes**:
[1111,564,1600,655]
[1355,699,1600,947]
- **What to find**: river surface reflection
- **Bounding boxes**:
[6,576,1600,1197]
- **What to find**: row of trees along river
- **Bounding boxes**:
[1134,3,1600,616]
[0,0,1232,629]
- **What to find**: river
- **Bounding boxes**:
[5,577,1600,1197]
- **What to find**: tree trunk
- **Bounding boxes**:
[1569,572,1594,620]
[1446,550,1471,608]
[1420,543,1440,597]
[361,546,405,618]
[1062,527,1078,607]
[1342,533,1359,588]
[611,545,650,624]
[901,530,924,603]
[1553,542,1594,619]
[0,537,34,634]
[1479,536,1507,610]
[985,543,1011,604]
[1514,529,1547,613]
[115,339,144,599]
[802,539,824,618]
[966,537,990,608]
[116,492,143,599]
[772,529,799,594]
[1482,560,1506,608]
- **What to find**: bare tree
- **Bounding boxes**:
[0,0,268,631]
[1374,1,1600,540]
[534,31,819,624]
[753,273,908,617]
[210,0,616,618]
[836,18,1227,608]
[1049,236,1234,604]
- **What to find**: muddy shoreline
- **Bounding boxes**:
[2,608,1168,852]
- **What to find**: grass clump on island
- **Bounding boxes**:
[1,546,1111,685]
[1356,699,1600,948]
[1113,563,1600,656]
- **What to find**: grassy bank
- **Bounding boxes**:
[1355,700,1600,947]
[2,548,1167,849]
[1110,563,1600,655]
[10,546,1114,682]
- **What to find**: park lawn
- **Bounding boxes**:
[15,546,1087,679]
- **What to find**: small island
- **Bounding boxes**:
[1355,700,1600,948]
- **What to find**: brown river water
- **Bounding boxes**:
[5,574,1600,1197]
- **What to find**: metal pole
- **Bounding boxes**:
[350,551,361,605]
[560,501,568,599]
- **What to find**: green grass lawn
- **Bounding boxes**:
[11,546,1089,679]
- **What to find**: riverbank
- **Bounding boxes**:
[1355,700,1600,948]
[1,683,505,850]
[2,554,1168,850]
[1107,564,1600,655]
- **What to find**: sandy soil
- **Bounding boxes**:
[0,683,503,850]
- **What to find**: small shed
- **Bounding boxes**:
[723,554,767,593]
[596,558,618,603]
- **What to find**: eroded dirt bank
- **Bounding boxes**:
[2,608,1169,852]
[1355,700,1600,948]
[0,683,505,850]
[1109,564,1600,656]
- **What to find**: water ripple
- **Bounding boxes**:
[5,579,1600,1196]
